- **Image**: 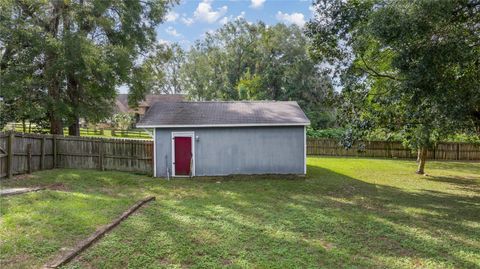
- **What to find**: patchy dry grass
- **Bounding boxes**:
[1,157,479,268]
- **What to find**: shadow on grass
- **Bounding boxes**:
[68,165,480,268]
[427,161,480,174]
[425,175,480,194]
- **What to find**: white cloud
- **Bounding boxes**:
[165,26,181,37]
[250,0,266,9]
[200,29,216,39]
[179,39,191,46]
[219,11,246,25]
[219,16,229,25]
[276,11,306,27]
[194,0,228,23]
[165,11,179,22]
[158,39,171,45]
[181,16,194,26]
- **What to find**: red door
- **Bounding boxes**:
[174,137,192,176]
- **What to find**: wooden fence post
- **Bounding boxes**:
[456,143,460,160]
[53,135,57,168]
[131,141,135,169]
[41,137,46,170]
[7,132,14,178]
[99,140,104,171]
[27,143,32,174]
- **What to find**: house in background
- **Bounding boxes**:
[115,94,185,123]
[136,101,310,177]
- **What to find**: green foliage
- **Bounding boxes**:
[236,71,264,100]
[447,133,480,144]
[112,113,134,131]
[307,127,345,139]
[180,19,337,129]
[307,0,480,170]
[0,0,176,134]
[151,43,186,94]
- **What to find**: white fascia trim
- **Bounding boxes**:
[137,123,310,128]
[153,128,156,177]
[304,126,307,175]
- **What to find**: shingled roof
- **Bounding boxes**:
[136,101,310,128]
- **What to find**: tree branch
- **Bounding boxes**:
[359,55,400,81]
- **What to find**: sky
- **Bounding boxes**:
[157,0,316,48]
[120,0,316,94]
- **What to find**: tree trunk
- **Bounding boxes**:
[66,74,81,136]
[50,115,63,135]
[47,63,63,135]
[66,76,80,136]
[22,119,26,133]
[47,69,63,135]
[416,148,421,163]
[68,118,80,136]
[416,147,427,174]
[46,1,63,135]
[64,4,82,137]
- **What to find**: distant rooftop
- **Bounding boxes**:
[136,101,310,128]
[115,94,185,113]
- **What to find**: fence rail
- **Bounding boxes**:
[0,132,153,178]
[307,138,480,160]
[3,123,152,139]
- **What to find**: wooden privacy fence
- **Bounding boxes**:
[0,132,153,178]
[307,138,480,160]
[1,132,478,179]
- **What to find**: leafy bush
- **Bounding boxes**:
[307,127,345,139]
[112,113,134,130]
[307,127,479,143]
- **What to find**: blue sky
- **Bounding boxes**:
[157,0,315,48]
[120,0,315,94]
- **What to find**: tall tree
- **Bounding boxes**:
[148,43,185,94]
[307,0,480,173]
[141,42,185,95]
[1,0,175,135]
[181,19,336,129]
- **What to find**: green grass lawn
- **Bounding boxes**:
[0,172,151,268]
[1,157,479,268]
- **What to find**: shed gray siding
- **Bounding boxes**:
[155,126,305,177]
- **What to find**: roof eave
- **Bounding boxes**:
[136,122,310,128]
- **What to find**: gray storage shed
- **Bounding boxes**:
[136,101,310,177]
